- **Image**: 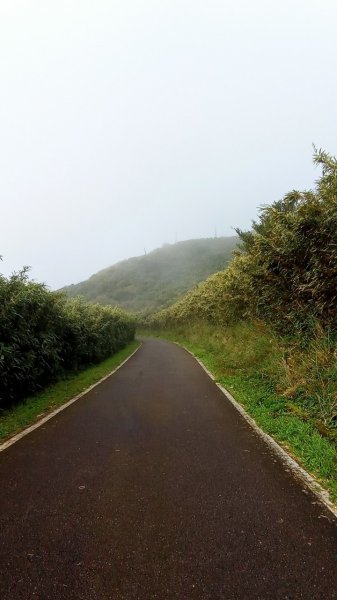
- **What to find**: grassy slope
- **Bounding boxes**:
[143,323,337,500]
[0,340,140,444]
[62,237,238,313]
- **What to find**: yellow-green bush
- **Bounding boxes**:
[147,149,337,337]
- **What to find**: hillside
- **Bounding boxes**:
[62,237,238,313]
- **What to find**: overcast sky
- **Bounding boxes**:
[1,0,337,289]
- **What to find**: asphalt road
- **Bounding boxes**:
[0,338,337,600]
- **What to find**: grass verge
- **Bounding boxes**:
[0,340,140,444]
[141,325,337,501]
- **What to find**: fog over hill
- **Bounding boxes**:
[62,237,238,313]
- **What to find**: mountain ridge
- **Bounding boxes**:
[61,236,238,313]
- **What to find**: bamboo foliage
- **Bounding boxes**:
[0,270,136,408]
[147,150,337,335]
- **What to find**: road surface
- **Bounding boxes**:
[0,338,336,599]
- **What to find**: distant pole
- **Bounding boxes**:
[214,226,217,238]
[144,248,147,255]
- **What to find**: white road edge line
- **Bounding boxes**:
[178,342,337,520]
[0,343,142,453]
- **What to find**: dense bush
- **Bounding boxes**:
[147,149,337,336]
[0,269,135,408]
[235,149,337,333]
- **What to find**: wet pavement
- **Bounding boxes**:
[0,338,336,599]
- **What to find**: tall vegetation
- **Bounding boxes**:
[149,149,337,336]
[0,269,135,409]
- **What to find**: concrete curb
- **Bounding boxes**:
[0,343,142,453]
[177,342,337,520]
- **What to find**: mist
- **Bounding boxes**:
[1,0,337,288]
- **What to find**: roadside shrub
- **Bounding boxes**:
[0,269,135,408]
[147,149,337,336]
[234,148,337,333]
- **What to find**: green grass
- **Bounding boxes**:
[141,325,337,501]
[219,375,337,497]
[0,340,140,444]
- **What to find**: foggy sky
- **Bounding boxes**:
[1,0,337,289]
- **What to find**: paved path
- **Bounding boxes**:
[0,339,337,600]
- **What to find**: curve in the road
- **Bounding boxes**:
[0,338,336,600]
